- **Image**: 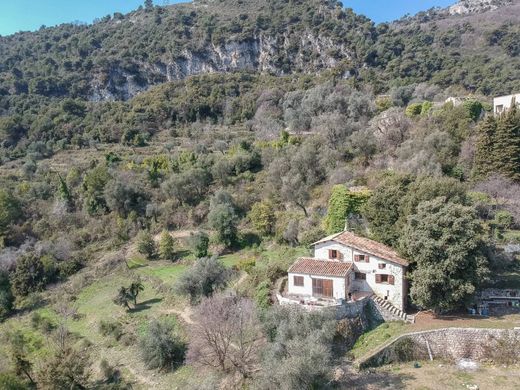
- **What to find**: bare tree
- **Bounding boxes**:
[187,294,261,377]
[475,174,520,225]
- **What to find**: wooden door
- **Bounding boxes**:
[323,279,333,298]
[312,278,334,298]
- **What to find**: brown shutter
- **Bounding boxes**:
[354,255,360,262]
[388,275,395,285]
[375,274,382,283]
[365,256,370,263]
[338,251,344,261]
[328,249,333,259]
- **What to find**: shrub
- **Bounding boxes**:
[137,230,156,259]
[188,231,209,258]
[175,256,231,304]
[255,280,271,309]
[0,373,28,390]
[405,102,423,117]
[139,320,186,371]
[11,254,46,297]
[0,270,14,321]
[30,312,55,334]
[99,320,123,341]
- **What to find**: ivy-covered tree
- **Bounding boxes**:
[0,270,14,321]
[248,201,276,236]
[323,185,370,234]
[400,197,490,313]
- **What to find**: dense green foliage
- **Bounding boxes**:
[139,319,186,371]
[175,256,231,303]
[0,270,14,320]
[400,197,490,312]
[324,185,370,234]
[159,230,175,260]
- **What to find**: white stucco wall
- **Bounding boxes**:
[288,272,347,300]
[313,240,406,310]
[494,93,520,115]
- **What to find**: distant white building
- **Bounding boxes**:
[494,93,520,115]
[286,231,409,310]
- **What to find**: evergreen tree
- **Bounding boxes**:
[494,104,520,181]
[0,270,14,321]
[473,114,497,178]
[159,230,175,260]
[57,173,72,207]
[137,230,156,259]
[400,197,490,313]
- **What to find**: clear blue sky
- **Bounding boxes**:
[0,0,457,36]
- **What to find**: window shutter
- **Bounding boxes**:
[375,274,382,283]
[338,251,344,260]
[328,249,333,259]
[388,275,395,285]
[354,255,360,262]
[365,256,370,263]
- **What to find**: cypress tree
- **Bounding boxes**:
[494,104,520,181]
[473,115,497,178]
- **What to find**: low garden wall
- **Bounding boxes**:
[358,328,520,369]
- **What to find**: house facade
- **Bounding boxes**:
[287,231,409,310]
[493,93,520,115]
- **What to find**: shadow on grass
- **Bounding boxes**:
[174,249,191,259]
[129,298,163,313]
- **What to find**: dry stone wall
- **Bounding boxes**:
[359,328,520,368]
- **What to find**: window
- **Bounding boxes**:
[312,278,333,297]
[293,276,304,287]
[328,249,338,259]
[378,263,386,269]
[375,274,395,285]
[354,254,369,263]
[354,272,366,280]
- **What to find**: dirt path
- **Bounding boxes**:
[160,306,195,325]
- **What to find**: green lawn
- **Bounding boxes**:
[350,321,409,360]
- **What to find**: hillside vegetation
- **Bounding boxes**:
[0,0,519,389]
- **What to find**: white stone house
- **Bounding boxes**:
[494,93,520,115]
[287,231,409,310]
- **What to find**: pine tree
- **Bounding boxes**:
[473,115,497,179]
[494,104,520,181]
[159,230,175,261]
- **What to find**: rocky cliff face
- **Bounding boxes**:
[449,0,514,15]
[90,30,353,101]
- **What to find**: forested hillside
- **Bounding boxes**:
[0,0,519,389]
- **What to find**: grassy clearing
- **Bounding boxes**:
[350,321,409,360]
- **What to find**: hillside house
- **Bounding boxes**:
[494,93,520,115]
[286,231,409,310]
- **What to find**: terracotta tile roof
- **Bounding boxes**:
[313,231,409,267]
[288,258,352,277]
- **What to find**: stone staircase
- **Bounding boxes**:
[371,295,415,323]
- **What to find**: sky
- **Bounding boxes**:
[0,0,457,36]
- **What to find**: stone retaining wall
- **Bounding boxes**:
[359,328,520,368]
